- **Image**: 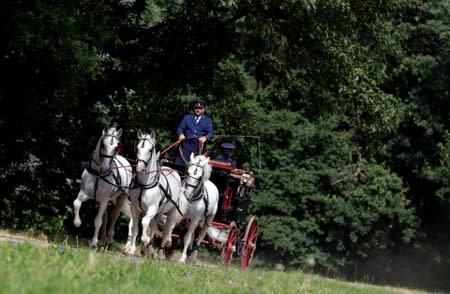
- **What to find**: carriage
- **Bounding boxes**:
[73,128,258,269]
[162,153,259,269]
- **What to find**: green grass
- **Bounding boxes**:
[0,239,428,294]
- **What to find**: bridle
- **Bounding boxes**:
[87,133,120,176]
[134,136,160,189]
[99,134,120,159]
[183,162,206,201]
[135,137,155,167]
[85,132,127,200]
[97,133,121,171]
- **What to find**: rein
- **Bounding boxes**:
[175,138,206,164]
[160,139,182,155]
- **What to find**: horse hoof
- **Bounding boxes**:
[187,250,198,264]
[158,248,166,260]
[141,244,154,258]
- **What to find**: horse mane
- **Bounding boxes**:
[202,161,212,181]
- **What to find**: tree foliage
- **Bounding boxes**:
[0,0,449,290]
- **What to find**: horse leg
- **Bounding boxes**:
[188,217,211,264]
[159,210,181,260]
[91,200,108,249]
[141,205,157,256]
[120,196,132,219]
[99,209,108,250]
[143,218,158,259]
[73,190,89,227]
[106,194,126,248]
[158,214,174,260]
[179,216,200,263]
[123,199,139,255]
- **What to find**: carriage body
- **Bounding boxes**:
[162,159,259,269]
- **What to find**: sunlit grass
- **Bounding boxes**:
[0,239,428,294]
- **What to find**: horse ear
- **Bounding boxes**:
[190,152,195,162]
[150,130,156,140]
[156,151,160,158]
[137,129,143,138]
[117,128,123,138]
[102,125,109,135]
[204,157,210,165]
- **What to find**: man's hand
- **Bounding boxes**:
[199,136,207,144]
[178,134,186,141]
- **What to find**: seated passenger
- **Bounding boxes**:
[215,142,238,168]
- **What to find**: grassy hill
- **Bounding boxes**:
[0,231,428,294]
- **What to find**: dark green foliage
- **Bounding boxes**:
[254,114,417,271]
[0,0,449,291]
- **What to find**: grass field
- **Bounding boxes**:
[0,231,429,294]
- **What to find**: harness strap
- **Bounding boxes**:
[133,171,184,217]
[130,176,157,213]
[190,182,204,202]
[188,186,211,226]
[203,190,209,222]
[158,173,185,217]
[86,156,100,176]
[94,177,99,201]
[86,156,130,194]
[138,187,145,212]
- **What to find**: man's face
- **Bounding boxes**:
[194,107,205,117]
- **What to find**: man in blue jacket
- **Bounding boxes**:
[175,100,214,164]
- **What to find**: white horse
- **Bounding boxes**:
[123,130,189,258]
[73,126,133,249]
[179,153,219,264]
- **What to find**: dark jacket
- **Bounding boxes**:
[215,154,237,168]
[176,114,213,141]
[175,114,213,164]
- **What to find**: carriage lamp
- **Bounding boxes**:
[242,173,250,184]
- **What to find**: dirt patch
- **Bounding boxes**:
[0,230,50,247]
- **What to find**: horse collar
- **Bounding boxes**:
[190,182,204,202]
[86,156,113,177]
[134,172,160,190]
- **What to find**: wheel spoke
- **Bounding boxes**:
[241,216,259,269]
[222,222,237,267]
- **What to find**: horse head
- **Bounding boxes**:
[182,153,211,200]
[98,126,122,174]
[135,129,157,174]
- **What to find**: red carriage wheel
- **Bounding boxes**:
[241,216,259,269]
[221,221,237,267]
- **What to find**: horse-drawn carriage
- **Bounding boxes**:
[73,128,259,269]
[162,157,259,269]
